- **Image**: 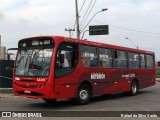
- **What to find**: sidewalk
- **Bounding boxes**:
[0,93,14,98]
[0,88,14,98]
[156,78,160,82]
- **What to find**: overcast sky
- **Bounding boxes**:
[0,0,160,60]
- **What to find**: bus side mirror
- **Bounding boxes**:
[60,54,64,63]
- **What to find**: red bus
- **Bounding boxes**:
[10,36,156,105]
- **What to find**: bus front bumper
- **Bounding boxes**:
[13,83,55,99]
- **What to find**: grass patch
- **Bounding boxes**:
[0,89,13,94]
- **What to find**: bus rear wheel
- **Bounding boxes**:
[125,80,138,96]
[73,84,92,105]
[43,99,56,103]
[130,80,138,95]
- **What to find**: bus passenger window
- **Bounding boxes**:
[80,46,98,68]
[146,55,154,69]
[140,54,145,69]
[89,47,98,67]
[99,48,113,68]
[81,46,90,67]
[115,50,127,68]
[128,52,139,69]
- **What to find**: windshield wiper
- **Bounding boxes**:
[30,47,44,65]
[26,47,44,76]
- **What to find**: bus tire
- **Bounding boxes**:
[124,80,138,96]
[130,80,138,95]
[73,84,91,105]
[43,99,56,103]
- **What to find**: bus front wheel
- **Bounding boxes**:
[73,84,92,105]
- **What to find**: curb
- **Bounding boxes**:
[0,94,14,98]
[156,78,160,82]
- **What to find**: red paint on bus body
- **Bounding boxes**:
[12,36,156,100]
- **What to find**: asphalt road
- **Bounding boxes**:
[0,82,160,119]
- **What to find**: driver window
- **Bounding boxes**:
[60,51,72,68]
[55,42,78,77]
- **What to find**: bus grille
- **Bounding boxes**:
[14,82,46,89]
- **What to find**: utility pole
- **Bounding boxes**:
[75,0,80,39]
[65,28,75,38]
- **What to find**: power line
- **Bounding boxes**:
[71,0,88,37]
[82,18,160,35]
[80,0,97,30]
[79,0,95,29]
[79,0,87,13]
[81,9,108,34]
[110,25,160,35]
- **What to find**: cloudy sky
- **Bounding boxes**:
[0,0,160,60]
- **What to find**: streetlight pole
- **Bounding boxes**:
[75,0,80,39]
[125,37,138,49]
[80,8,108,35]
[81,30,89,40]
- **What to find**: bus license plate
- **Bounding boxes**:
[24,90,31,93]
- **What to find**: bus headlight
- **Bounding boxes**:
[15,77,20,81]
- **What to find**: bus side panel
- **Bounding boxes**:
[91,81,131,95]
[138,69,156,89]
[108,69,132,93]
[119,69,155,89]
[78,69,114,95]
[54,68,82,99]
[79,69,131,95]
[54,81,77,99]
[53,68,155,99]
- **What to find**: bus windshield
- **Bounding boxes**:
[15,48,53,77]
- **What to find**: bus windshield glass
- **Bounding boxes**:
[15,48,53,77]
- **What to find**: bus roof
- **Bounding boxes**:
[20,35,155,55]
[61,36,154,55]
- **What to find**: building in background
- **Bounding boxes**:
[0,46,6,60]
[9,53,16,60]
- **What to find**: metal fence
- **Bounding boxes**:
[0,60,14,88]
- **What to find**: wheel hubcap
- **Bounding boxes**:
[132,82,137,94]
[79,90,88,100]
